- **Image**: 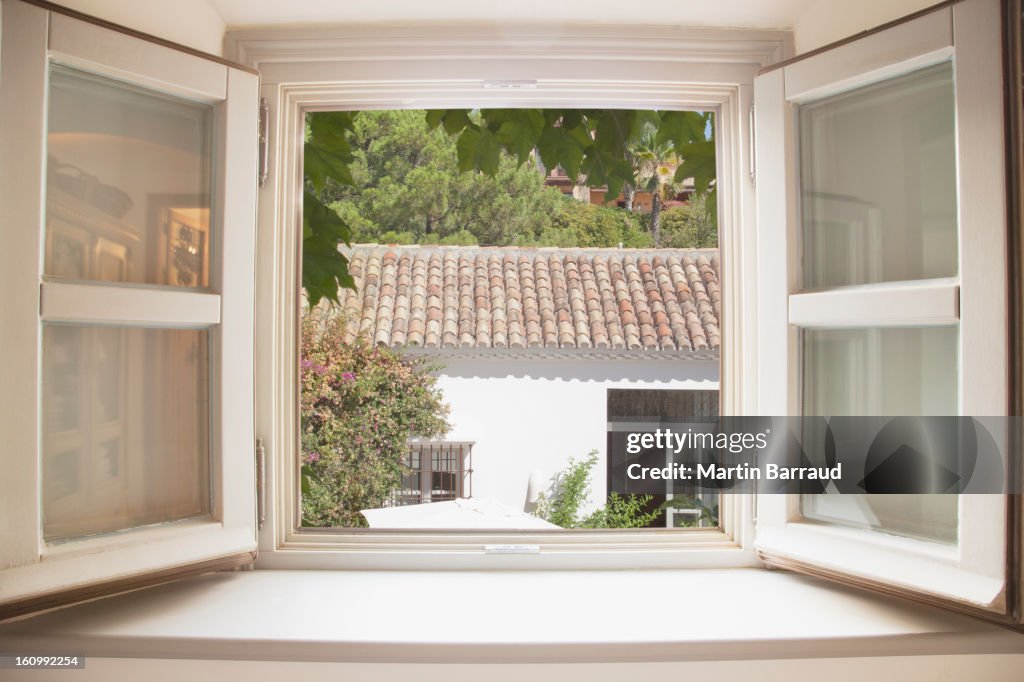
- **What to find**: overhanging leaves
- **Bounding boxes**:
[303,190,354,306]
[303,108,717,305]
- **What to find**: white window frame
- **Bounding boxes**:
[228,23,792,569]
[753,0,1012,614]
[0,0,259,615]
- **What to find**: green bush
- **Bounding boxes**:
[659,193,717,248]
[549,199,653,249]
[300,314,450,526]
[538,450,662,529]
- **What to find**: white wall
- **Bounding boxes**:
[45,0,226,55]
[792,0,938,55]
[435,358,719,513]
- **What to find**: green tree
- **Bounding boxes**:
[324,110,564,246]
[631,130,686,247]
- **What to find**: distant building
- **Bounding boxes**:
[543,165,696,212]
[338,244,721,526]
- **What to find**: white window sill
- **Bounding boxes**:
[1,568,1023,665]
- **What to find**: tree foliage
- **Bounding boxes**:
[659,193,718,249]
[323,110,564,247]
[299,313,450,527]
[303,108,715,306]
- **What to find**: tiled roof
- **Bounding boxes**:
[337,245,721,358]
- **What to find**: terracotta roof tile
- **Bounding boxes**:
[338,245,722,357]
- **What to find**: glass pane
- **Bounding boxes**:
[799,63,958,289]
[801,327,958,544]
[41,325,210,542]
[45,65,212,288]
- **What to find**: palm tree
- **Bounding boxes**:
[630,131,683,247]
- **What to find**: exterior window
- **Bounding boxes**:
[395,441,474,506]
[245,12,771,567]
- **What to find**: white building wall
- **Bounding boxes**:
[433,357,719,514]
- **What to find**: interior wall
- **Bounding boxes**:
[48,0,226,55]
[792,0,939,54]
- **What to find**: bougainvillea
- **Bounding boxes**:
[300,313,450,527]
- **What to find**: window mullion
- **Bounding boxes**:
[40,281,221,327]
[788,278,958,328]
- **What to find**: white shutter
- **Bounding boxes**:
[0,0,259,619]
[752,0,1013,617]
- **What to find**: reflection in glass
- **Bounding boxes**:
[41,326,210,541]
[45,65,212,288]
[799,63,958,289]
[801,327,959,543]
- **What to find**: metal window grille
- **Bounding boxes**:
[392,441,473,506]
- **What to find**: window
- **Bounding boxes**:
[395,442,474,507]
[241,19,778,569]
[753,0,1014,618]
[0,0,1018,631]
[0,1,258,619]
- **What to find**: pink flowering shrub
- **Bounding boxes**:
[300,313,450,526]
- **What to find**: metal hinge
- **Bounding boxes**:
[256,437,266,530]
[258,97,269,188]
[749,104,756,186]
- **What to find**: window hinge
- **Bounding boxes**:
[749,104,756,186]
[258,97,269,188]
[256,437,266,530]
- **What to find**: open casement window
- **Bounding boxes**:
[753,0,1018,621]
[240,21,779,570]
[0,0,259,619]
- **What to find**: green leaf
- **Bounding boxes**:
[656,110,707,149]
[495,110,544,165]
[424,109,446,130]
[442,109,474,135]
[302,190,355,306]
[673,139,716,195]
[455,126,481,173]
[473,128,501,175]
[305,143,353,194]
[628,110,661,143]
[309,112,354,157]
[591,110,632,155]
[454,126,500,175]
[301,464,313,495]
[580,150,633,204]
[537,126,586,181]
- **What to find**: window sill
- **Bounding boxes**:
[1,568,1022,664]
